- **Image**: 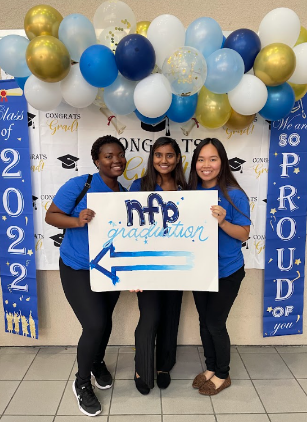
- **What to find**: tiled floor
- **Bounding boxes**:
[1,345,307,421]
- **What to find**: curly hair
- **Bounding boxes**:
[91,135,125,168]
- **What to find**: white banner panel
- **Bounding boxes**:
[88,191,218,292]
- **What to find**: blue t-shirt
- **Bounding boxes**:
[197,183,251,278]
[130,178,163,192]
[130,178,183,192]
[53,173,126,270]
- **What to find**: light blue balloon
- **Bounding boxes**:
[59,14,96,62]
[0,35,31,77]
[185,17,223,59]
[103,74,137,115]
[205,48,244,94]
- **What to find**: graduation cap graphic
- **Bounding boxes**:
[263,199,267,203]
[27,112,36,129]
[242,236,251,249]
[50,232,65,247]
[228,157,246,173]
[141,117,171,136]
[32,195,38,210]
[57,154,79,171]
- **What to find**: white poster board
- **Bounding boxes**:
[88,190,218,291]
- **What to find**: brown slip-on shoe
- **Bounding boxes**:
[192,372,209,389]
[199,376,231,396]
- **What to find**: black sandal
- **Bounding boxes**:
[157,371,171,389]
[134,373,150,395]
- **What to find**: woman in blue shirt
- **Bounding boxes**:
[130,136,187,395]
[45,135,126,416]
[188,138,250,396]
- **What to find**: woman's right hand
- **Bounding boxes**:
[77,209,95,227]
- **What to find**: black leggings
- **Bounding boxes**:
[59,258,120,381]
[135,290,183,388]
[193,266,245,379]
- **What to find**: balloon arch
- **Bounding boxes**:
[0,2,306,129]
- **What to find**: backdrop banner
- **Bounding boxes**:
[0,79,38,338]
[26,104,269,271]
[263,96,307,337]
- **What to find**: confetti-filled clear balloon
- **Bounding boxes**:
[94,1,136,52]
[93,88,107,108]
[162,47,207,96]
[98,26,126,53]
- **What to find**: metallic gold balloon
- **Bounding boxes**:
[24,4,63,40]
[226,109,256,130]
[136,21,151,37]
[26,36,71,83]
[254,43,296,86]
[196,86,231,129]
[289,82,307,102]
[295,26,307,46]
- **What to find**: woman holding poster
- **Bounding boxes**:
[45,135,126,417]
[129,137,187,395]
[189,138,250,396]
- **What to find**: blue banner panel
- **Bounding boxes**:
[0,79,38,338]
[263,96,307,337]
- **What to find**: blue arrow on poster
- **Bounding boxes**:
[90,242,194,285]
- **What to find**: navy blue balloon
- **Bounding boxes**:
[224,28,261,72]
[167,94,198,123]
[259,84,295,121]
[80,44,118,88]
[115,34,155,81]
[15,76,28,90]
[135,109,165,125]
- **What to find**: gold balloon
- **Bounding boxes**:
[24,4,63,40]
[196,86,231,129]
[26,36,71,83]
[254,43,296,86]
[295,26,307,46]
[289,82,307,102]
[136,21,151,37]
[226,109,256,130]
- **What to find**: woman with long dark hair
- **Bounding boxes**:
[189,138,250,396]
[129,136,187,395]
[45,135,126,416]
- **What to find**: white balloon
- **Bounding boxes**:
[134,74,172,118]
[24,75,62,111]
[147,14,185,69]
[228,74,268,115]
[288,43,307,84]
[61,65,98,108]
[258,8,300,47]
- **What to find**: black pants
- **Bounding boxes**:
[59,258,120,381]
[135,290,183,389]
[193,266,245,379]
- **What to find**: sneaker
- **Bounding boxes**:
[72,379,102,417]
[91,361,113,389]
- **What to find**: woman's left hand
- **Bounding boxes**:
[210,205,226,226]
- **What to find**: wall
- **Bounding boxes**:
[0,0,307,346]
